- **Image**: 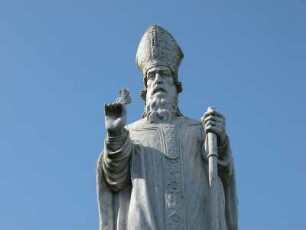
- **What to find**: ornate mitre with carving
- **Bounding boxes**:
[136,25,184,75]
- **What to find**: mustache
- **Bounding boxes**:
[152,85,167,95]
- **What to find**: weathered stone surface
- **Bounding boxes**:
[96,25,238,230]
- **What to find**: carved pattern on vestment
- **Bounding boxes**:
[163,126,186,230]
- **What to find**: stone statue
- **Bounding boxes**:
[96,25,238,230]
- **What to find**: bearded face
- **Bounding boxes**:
[144,66,178,123]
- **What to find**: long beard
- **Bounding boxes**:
[145,94,177,123]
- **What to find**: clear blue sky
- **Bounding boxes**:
[0,0,305,229]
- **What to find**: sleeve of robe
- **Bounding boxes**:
[102,130,133,192]
[96,129,133,230]
[205,135,239,230]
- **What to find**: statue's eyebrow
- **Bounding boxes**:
[147,68,171,77]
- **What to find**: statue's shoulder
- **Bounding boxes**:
[126,118,147,130]
[126,117,203,129]
[178,116,202,127]
[179,116,205,140]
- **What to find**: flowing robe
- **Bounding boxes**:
[96,116,238,230]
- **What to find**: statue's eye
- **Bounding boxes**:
[147,72,155,80]
[161,71,171,77]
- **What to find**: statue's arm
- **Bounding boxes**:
[102,129,132,192]
[100,102,132,192]
[216,136,234,186]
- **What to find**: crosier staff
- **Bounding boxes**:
[202,106,219,230]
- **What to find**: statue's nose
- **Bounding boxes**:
[154,73,163,84]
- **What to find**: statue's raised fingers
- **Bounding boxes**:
[104,103,113,116]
